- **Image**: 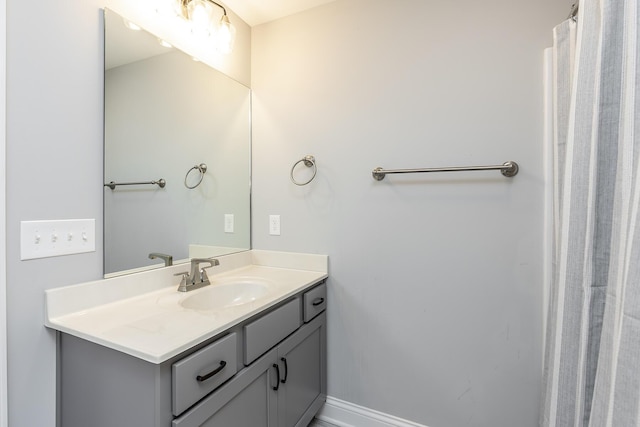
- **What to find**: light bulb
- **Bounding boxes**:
[217,15,236,54]
[188,0,214,37]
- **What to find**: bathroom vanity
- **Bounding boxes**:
[46,251,328,427]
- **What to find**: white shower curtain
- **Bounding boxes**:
[542,0,640,426]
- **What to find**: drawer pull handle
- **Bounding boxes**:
[196,360,227,382]
[272,364,281,391]
[312,297,325,306]
[280,357,288,384]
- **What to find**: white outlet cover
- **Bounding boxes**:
[269,215,281,236]
[224,214,234,233]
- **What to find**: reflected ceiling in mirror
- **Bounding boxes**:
[104,8,251,277]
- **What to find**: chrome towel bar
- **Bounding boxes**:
[104,179,166,190]
[372,161,519,181]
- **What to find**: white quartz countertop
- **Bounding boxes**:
[45,250,328,364]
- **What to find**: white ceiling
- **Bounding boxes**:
[222,0,339,26]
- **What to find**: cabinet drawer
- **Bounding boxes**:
[244,298,300,365]
[303,283,326,323]
[172,333,238,416]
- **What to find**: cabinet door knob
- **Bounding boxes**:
[272,364,281,391]
[196,360,227,382]
[280,357,288,384]
[312,297,325,306]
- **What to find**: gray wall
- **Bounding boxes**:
[251,0,570,426]
[5,1,250,426]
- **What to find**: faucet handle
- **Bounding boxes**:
[202,260,219,271]
[174,271,190,292]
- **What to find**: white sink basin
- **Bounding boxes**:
[180,278,272,311]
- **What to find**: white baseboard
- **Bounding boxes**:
[315,396,430,427]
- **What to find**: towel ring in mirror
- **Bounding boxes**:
[184,163,207,189]
[290,155,317,186]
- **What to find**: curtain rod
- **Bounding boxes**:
[569,2,579,20]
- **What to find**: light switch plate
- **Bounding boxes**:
[20,219,96,260]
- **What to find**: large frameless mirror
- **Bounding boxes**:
[103,8,251,276]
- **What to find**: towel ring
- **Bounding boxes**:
[290,155,317,186]
[184,163,207,189]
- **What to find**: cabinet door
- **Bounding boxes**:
[173,348,278,427]
[200,370,272,427]
[276,313,326,427]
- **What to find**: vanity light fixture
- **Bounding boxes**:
[178,0,236,54]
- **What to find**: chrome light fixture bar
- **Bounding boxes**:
[178,0,236,53]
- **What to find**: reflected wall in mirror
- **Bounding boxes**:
[104,8,251,276]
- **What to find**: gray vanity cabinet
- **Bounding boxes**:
[59,281,326,427]
[174,312,326,427]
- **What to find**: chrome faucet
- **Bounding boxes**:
[148,252,173,267]
[175,258,219,292]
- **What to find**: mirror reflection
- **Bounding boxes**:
[104,8,251,276]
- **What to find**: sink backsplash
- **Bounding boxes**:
[46,250,327,322]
